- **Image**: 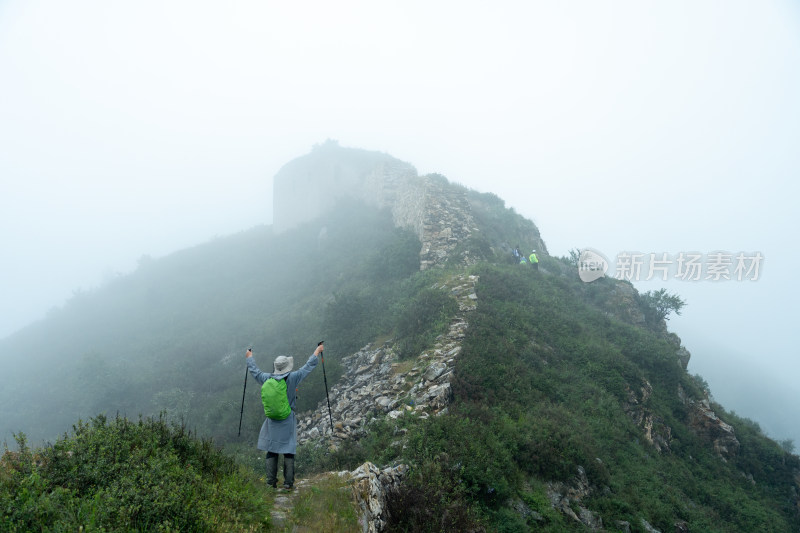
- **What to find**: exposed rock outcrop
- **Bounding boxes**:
[663,332,692,370]
[624,379,672,453]
[675,346,691,370]
[345,461,409,533]
[546,466,603,531]
[678,385,740,460]
[640,518,662,532]
[509,496,544,524]
[607,282,647,326]
[674,520,690,532]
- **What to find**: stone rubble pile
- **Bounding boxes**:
[418,177,479,270]
[298,274,479,446]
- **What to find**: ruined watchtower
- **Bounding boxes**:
[273,141,477,270]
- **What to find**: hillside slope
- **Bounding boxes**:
[0,201,422,446]
[1,147,797,531]
[288,259,799,531]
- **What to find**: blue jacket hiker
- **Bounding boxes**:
[246,343,322,489]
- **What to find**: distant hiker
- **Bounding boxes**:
[246,343,323,490]
[512,245,521,260]
[529,250,539,271]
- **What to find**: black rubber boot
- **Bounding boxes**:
[282,453,295,489]
[266,451,278,488]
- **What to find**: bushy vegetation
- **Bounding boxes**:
[0,414,272,532]
[405,265,798,531]
[384,456,484,533]
[394,287,459,359]
[2,176,798,532]
[639,288,687,324]
[302,263,799,532]
[465,189,543,263]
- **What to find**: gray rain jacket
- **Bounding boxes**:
[247,352,319,454]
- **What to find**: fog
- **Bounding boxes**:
[1,1,798,443]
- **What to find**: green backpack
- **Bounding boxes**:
[261,377,291,420]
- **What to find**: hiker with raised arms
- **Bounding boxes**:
[245,342,323,490]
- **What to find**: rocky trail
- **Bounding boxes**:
[269,273,479,532]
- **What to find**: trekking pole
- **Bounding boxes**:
[319,341,334,435]
[238,349,250,437]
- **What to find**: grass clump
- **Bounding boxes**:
[285,475,359,533]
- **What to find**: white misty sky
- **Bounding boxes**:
[1,1,798,441]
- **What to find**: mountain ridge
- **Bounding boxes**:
[1,145,798,531]
[273,140,547,269]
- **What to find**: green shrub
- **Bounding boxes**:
[0,414,272,532]
[395,287,458,359]
[384,459,483,533]
[296,439,367,476]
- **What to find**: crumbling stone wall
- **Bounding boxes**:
[417,177,476,270]
[273,142,477,269]
[297,274,478,445]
